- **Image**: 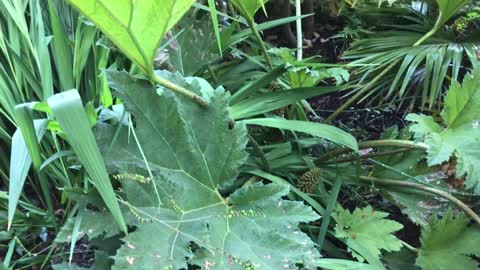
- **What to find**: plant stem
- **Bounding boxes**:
[295,0,303,61]
[247,18,274,70]
[413,28,437,47]
[401,240,419,253]
[359,176,480,226]
[153,75,209,108]
[316,140,429,164]
[322,148,413,164]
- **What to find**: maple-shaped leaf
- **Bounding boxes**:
[416,210,480,270]
[333,206,403,265]
[406,70,480,193]
[96,70,322,269]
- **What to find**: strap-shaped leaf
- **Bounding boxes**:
[8,117,47,230]
[243,118,358,151]
[98,70,322,269]
[64,0,194,75]
[48,90,127,234]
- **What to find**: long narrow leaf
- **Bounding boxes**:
[243,118,358,151]
[47,89,127,234]
[8,119,47,230]
[48,0,74,91]
[230,85,351,119]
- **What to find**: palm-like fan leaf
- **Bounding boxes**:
[343,8,479,109]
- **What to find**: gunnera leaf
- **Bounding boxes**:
[416,210,480,270]
[406,70,480,193]
[333,206,403,265]
[97,70,322,269]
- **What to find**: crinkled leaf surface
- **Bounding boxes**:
[416,210,480,270]
[333,206,403,264]
[407,71,480,192]
[64,0,194,74]
[97,70,322,269]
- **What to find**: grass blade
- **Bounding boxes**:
[317,176,342,250]
[230,85,350,119]
[8,118,47,230]
[48,0,74,91]
[14,104,56,229]
[47,89,127,234]
[207,0,222,56]
[243,118,358,151]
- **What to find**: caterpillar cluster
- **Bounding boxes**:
[228,256,258,270]
[113,173,152,184]
[297,168,321,193]
[127,205,154,224]
[168,197,183,213]
[226,209,265,219]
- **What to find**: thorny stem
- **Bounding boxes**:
[153,74,209,108]
[359,176,480,226]
[316,140,429,164]
[247,18,274,70]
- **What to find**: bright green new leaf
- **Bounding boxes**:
[97,70,322,269]
[407,71,480,192]
[333,206,403,265]
[231,0,269,21]
[64,0,194,75]
[405,114,442,140]
[243,118,358,151]
[440,72,480,128]
[48,90,127,234]
[416,210,480,270]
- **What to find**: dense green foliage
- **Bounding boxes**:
[0,0,479,269]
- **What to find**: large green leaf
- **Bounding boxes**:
[48,90,127,233]
[333,206,403,266]
[440,71,480,128]
[64,0,194,75]
[98,70,322,269]
[416,210,480,270]
[242,118,358,151]
[407,70,480,192]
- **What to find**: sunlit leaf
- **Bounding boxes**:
[64,0,195,74]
